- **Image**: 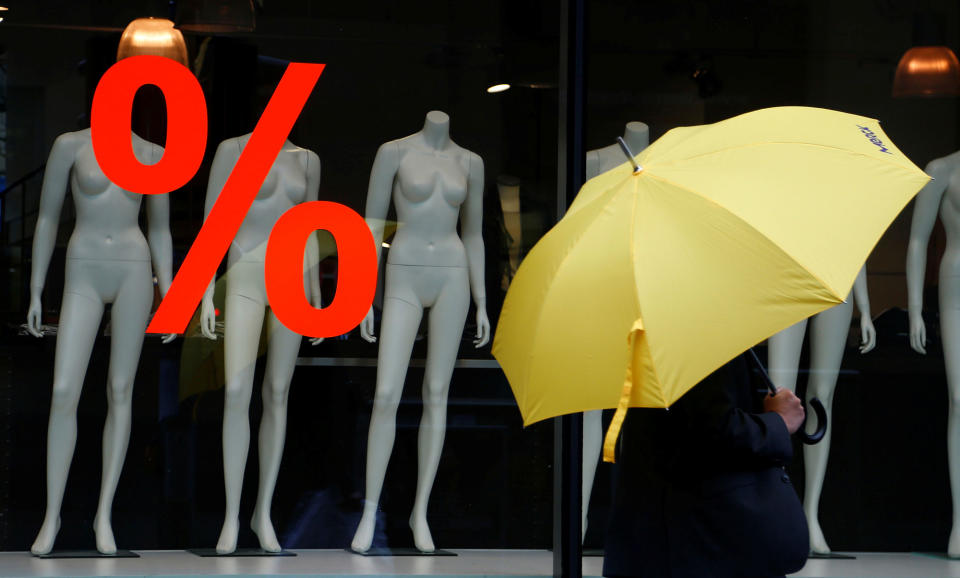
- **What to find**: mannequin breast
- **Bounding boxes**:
[387,146,469,267]
[230,148,308,260]
[65,133,150,262]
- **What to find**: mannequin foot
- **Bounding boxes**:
[409,512,435,553]
[251,508,282,552]
[949,525,960,558]
[30,516,61,555]
[350,511,377,553]
[808,520,830,555]
[216,518,239,554]
[93,514,117,555]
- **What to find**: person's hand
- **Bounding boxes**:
[200,297,217,341]
[859,315,876,354]
[909,310,927,354]
[360,307,376,343]
[764,387,805,435]
[473,305,490,348]
[27,295,43,338]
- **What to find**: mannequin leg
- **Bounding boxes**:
[31,292,104,555]
[940,279,960,557]
[250,312,301,552]
[216,295,266,554]
[351,297,422,553]
[410,280,469,552]
[802,298,853,555]
[767,318,808,393]
[93,269,152,554]
[582,409,602,541]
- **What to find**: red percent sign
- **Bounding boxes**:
[90,55,377,338]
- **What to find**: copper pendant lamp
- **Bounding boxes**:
[117,17,189,67]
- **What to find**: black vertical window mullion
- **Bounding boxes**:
[554,0,586,576]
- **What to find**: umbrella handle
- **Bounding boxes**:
[797,397,827,445]
[746,348,827,445]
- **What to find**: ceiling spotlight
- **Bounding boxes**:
[487,83,511,94]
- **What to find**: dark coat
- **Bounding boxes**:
[603,354,809,578]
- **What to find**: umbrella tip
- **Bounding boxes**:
[616,136,643,174]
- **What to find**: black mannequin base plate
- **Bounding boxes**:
[187,548,296,557]
[36,549,139,559]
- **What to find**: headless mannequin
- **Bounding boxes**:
[906,150,960,557]
[27,129,174,555]
[767,266,875,554]
[582,121,649,539]
[199,135,324,553]
[352,111,489,553]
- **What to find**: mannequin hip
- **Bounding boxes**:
[62,258,153,306]
[383,263,469,310]
[224,259,309,308]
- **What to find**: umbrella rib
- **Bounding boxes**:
[641,170,848,303]
[520,173,639,410]
[621,179,673,411]
[645,141,920,173]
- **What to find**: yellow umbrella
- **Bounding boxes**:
[491,106,929,461]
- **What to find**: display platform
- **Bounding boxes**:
[0,550,955,577]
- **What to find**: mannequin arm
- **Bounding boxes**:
[851,265,875,353]
[198,139,240,340]
[462,152,489,347]
[144,144,176,343]
[359,142,400,342]
[304,150,323,345]
[145,144,173,297]
[28,133,79,337]
[906,160,948,354]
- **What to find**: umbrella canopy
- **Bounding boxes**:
[492,107,928,459]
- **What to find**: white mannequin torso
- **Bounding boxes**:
[376,125,479,267]
[228,135,315,259]
[58,129,159,262]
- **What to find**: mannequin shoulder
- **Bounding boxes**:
[927,150,960,176]
[213,135,245,161]
[585,150,601,179]
[51,129,90,152]
[304,148,320,171]
[466,150,484,173]
[374,139,404,165]
[44,130,88,168]
[130,133,164,163]
[450,144,482,170]
[292,146,320,175]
